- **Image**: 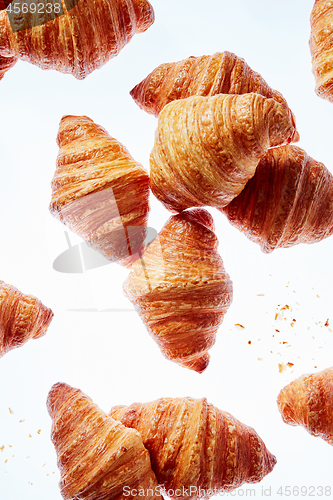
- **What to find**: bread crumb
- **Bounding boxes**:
[235,323,245,330]
[325,319,329,327]
[248,340,251,345]
[0,446,4,452]
[279,363,286,373]
[8,408,13,414]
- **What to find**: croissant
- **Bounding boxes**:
[0,54,17,80]
[222,145,333,253]
[0,280,53,357]
[49,115,150,267]
[123,209,233,373]
[150,93,299,213]
[47,382,161,500]
[130,51,294,117]
[0,0,154,80]
[310,0,333,102]
[110,397,276,498]
[277,367,333,445]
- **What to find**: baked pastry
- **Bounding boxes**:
[123,209,233,373]
[0,280,53,356]
[150,93,299,213]
[310,0,333,102]
[0,0,154,80]
[277,367,333,445]
[47,382,161,500]
[222,145,333,252]
[49,115,150,267]
[130,51,294,117]
[0,54,17,80]
[110,396,276,498]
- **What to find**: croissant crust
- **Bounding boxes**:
[49,115,150,267]
[0,0,154,79]
[310,0,333,102]
[222,145,333,252]
[123,209,233,373]
[130,51,294,118]
[47,382,161,500]
[277,367,333,445]
[110,397,276,498]
[150,93,299,213]
[0,280,53,356]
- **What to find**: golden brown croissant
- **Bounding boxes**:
[0,0,154,80]
[0,280,53,356]
[0,54,17,80]
[110,397,276,498]
[222,145,333,253]
[47,382,161,500]
[310,0,333,102]
[130,51,293,117]
[150,93,299,213]
[123,209,233,373]
[49,115,150,267]
[277,367,333,445]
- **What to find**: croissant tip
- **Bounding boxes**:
[47,382,73,418]
[178,352,210,373]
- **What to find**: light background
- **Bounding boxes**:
[1,0,333,498]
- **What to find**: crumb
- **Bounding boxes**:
[19,420,25,423]
[275,329,280,333]
[37,430,41,435]
[282,341,288,344]
[325,319,329,327]
[8,408,13,414]
[4,459,7,463]
[248,341,251,345]
[316,294,320,298]
[281,305,289,310]
[275,313,278,320]
[235,323,245,329]
[278,363,286,373]
[287,362,294,368]
[258,357,263,361]
[0,446,4,452]
[28,434,32,438]
[257,293,264,296]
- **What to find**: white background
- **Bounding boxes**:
[1,0,333,498]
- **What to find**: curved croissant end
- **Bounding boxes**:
[123,209,233,373]
[0,0,154,79]
[47,382,161,500]
[130,51,295,120]
[277,367,333,445]
[0,54,17,80]
[0,280,53,357]
[110,397,276,498]
[310,0,333,102]
[150,93,299,214]
[222,145,333,253]
[49,115,150,267]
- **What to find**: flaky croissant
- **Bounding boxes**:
[49,115,150,267]
[47,382,161,500]
[0,0,154,80]
[110,397,276,498]
[150,93,298,213]
[222,145,333,253]
[123,209,233,373]
[277,367,333,445]
[131,51,293,117]
[0,280,53,357]
[310,0,333,102]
